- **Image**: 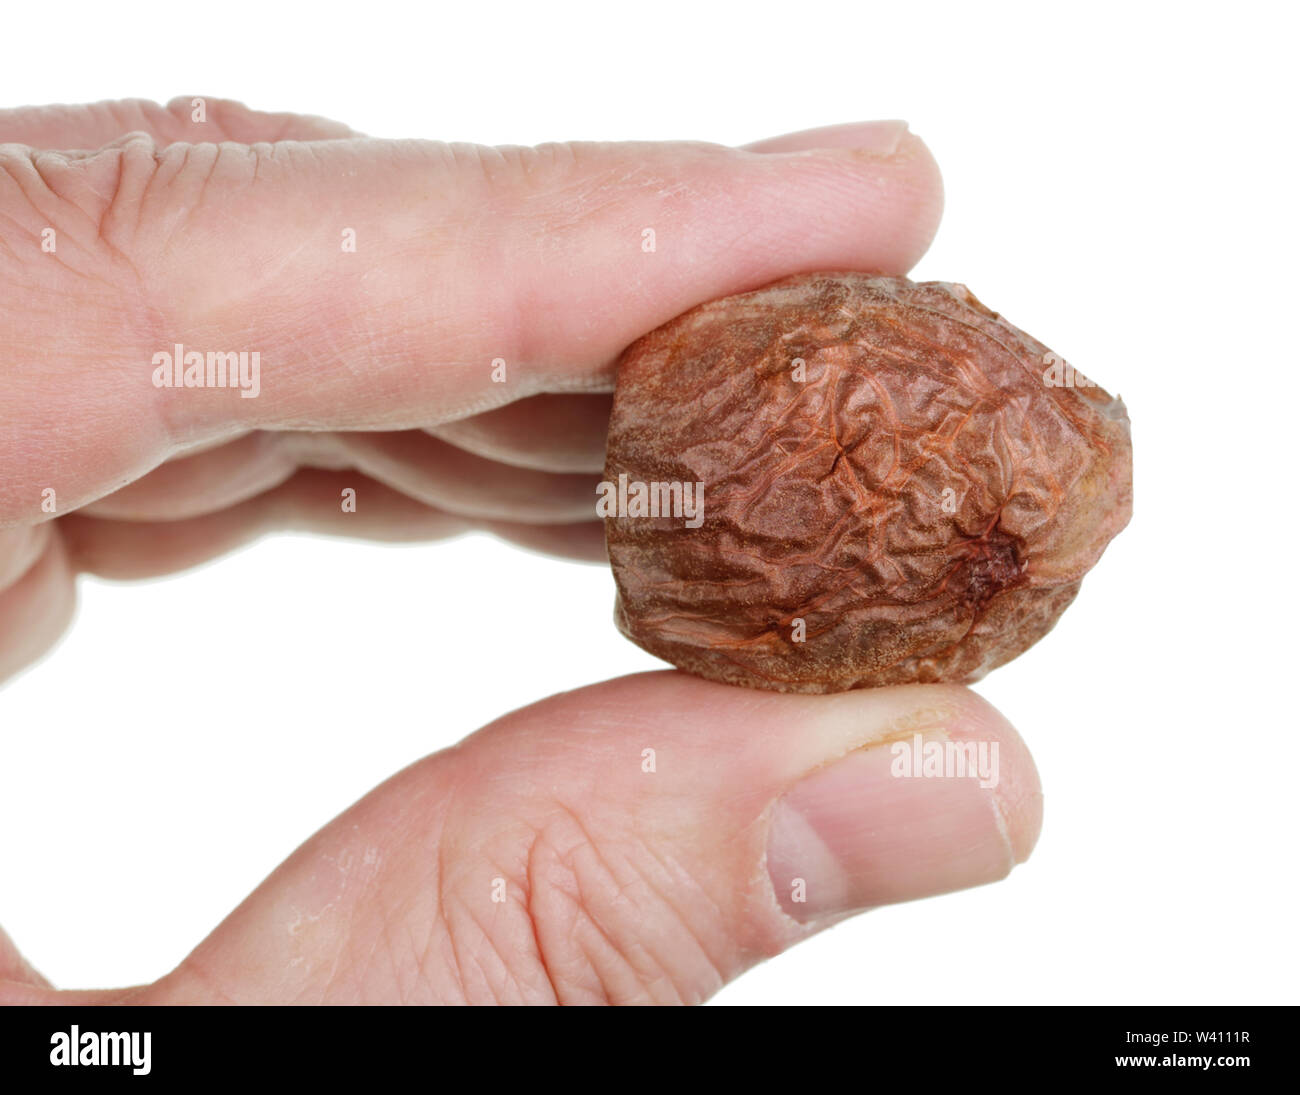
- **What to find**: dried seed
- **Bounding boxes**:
[603,272,1132,692]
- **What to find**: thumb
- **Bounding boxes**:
[123,673,1039,1005]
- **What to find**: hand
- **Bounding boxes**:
[0,99,1040,1004]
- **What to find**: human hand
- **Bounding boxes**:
[0,99,1040,1003]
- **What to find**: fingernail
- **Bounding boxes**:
[766,729,1024,922]
[744,119,910,157]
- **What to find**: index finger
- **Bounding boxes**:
[0,120,943,523]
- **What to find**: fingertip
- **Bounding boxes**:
[741,133,944,277]
[940,687,1044,866]
[842,129,944,273]
[894,130,945,264]
[739,120,943,273]
[764,683,1041,922]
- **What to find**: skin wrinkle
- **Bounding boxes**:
[553,803,697,1004]
[527,830,632,1004]
[431,773,547,1005]
[520,157,654,237]
[384,905,421,998]
[483,842,564,1004]
[400,919,424,1006]
[188,142,221,223]
[430,791,463,1002]
[588,889,687,1004]
[0,216,22,264]
[0,97,323,150]
[3,149,60,224]
[629,833,730,994]
[0,153,96,281]
[373,916,401,1004]
[506,798,728,1005]
[449,899,501,1004]
[449,850,515,1002]
[105,140,155,269]
[25,150,177,471]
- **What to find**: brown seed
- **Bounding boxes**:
[602,272,1132,693]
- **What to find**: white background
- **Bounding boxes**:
[0,0,1295,1005]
